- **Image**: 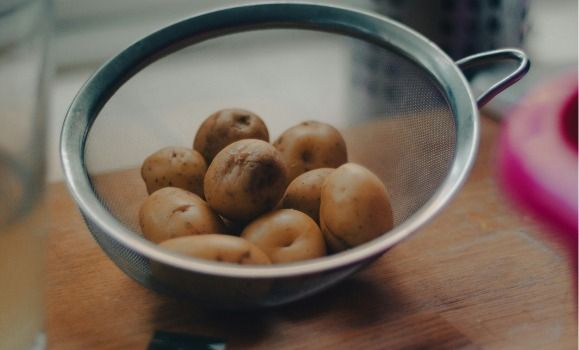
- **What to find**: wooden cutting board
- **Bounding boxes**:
[45,117,577,349]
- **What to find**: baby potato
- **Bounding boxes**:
[204,139,288,222]
[139,187,226,243]
[273,121,347,181]
[241,209,326,264]
[193,108,269,163]
[281,168,334,223]
[320,163,393,252]
[141,146,207,197]
[158,234,271,265]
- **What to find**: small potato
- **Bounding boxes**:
[141,146,207,197]
[281,168,334,223]
[193,108,269,163]
[139,187,226,243]
[241,209,326,264]
[204,139,288,222]
[320,163,393,252]
[158,234,271,265]
[273,121,347,181]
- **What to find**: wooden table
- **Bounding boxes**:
[45,118,577,349]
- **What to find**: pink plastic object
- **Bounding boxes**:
[497,72,578,265]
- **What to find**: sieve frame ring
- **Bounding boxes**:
[60,2,479,279]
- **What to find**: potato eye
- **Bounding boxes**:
[235,115,251,125]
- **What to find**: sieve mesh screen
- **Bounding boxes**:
[82,28,455,294]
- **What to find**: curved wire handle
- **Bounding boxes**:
[456,48,530,108]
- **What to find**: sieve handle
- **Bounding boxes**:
[456,49,530,108]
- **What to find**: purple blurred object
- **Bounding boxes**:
[370,0,529,59]
[353,0,530,119]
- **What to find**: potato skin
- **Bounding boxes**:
[139,187,226,243]
[141,146,207,196]
[320,163,393,252]
[158,234,271,265]
[273,121,347,181]
[241,209,326,263]
[194,108,269,163]
[204,139,288,222]
[281,168,334,223]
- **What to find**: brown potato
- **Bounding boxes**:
[241,209,326,264]
[193,108,269,163]
[281,168,334,223]
[158,234,271,265]
[141,146,207,197]
[320,163,393,252]
[204,139,288,222]
[139,187,226,243]
[273,121,347,181]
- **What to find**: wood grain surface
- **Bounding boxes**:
[45,118,577,349]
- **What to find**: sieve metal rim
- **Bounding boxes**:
[60,2,479,278]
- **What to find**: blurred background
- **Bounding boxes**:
[49,0,578,181]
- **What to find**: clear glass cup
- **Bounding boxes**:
[0,0,51,349]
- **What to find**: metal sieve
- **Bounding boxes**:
[60,2,529,308]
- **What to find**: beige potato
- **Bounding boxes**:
[158,234,271,265]
[241,209,326,264]
[194,108,269,163]
[273,121,347,181]
[281,168,334,223]
[204,139,288,222]
[141,146,207,197]
[139,187,226,243]
[320,163,393,252]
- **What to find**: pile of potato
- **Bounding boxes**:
[138,108,393,266]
